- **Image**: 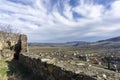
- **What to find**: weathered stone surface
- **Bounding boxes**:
[41,58,51,62]
[20,35,28,52]
[0,32,27,59]
[19,53,120,80]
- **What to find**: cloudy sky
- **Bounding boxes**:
[0,0,120,42]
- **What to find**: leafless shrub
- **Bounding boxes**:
[0,23,21,57]
[0,23,21,41]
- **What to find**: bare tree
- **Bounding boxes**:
[0,23,21,40]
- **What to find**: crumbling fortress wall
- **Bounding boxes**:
[19,53,119,80]
[0,31,27,59]
[0,32,119,80]
[0,32,27,51]
[19,53,96,80]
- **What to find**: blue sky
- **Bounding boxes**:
[0,0,120,42]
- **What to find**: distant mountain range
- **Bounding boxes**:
[89,36,120,48]
[28,41,90,47]
[98,36,120,42]
[29,36,120,48]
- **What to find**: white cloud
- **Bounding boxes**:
[0,0,120,42]
[72,1,104,19]
[105,0,120,19]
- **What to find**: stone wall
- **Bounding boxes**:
[0,31,27,59]
[19,53,96,80]
[0,32,27,51]
[20,34,28,53]
[19,53,120,80]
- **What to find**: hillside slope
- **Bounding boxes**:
[29,36,120,48]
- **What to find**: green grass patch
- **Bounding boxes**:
[0,60,9,76]
[0,68,9,75]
